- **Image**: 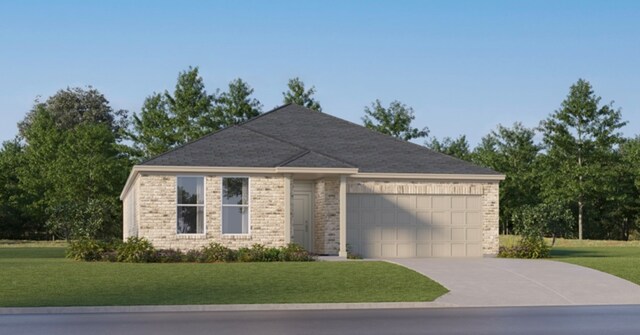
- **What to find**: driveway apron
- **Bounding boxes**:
[388,258,640,307]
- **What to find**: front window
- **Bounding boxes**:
[222,177,249,234]
[177,176,204,234]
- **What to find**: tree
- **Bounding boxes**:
[166,66,217,143]
[362,100,429,141]
[282,77,322,111]
[128,67,217,160]
[426,135,471,160]
[18,88,130,240]
[216,78,262,127]
[472,123,542,234]
[539,79,626,239]
[130,93,175,159]
[0,139,36,239]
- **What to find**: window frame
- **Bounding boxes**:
[221,176,251,236]
[176,175,206,235]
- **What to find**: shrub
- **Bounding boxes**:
[499,205,552,259]
[154,249,185,263]
[116,237,156,263]
[279,243,315,262]
[236,244,281,262]
[66,238,108,261]
[185,249,205,263]
[201,243,237,262]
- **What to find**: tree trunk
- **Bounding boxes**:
[578,201,583,240]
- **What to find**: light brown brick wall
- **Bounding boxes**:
[313,178,340,254]
[136,174,286,250]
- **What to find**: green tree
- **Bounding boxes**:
[282,77,322,111]
[426,135,471,160]
[129,67,217,160]
[472,123,541,234]
[363,100,428,141]
[18,88,130,240]
[539,79,626,239]
[216,78,262,127]
[0,139,36,239]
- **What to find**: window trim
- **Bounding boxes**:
[221,176,251,236]
[176,175,206,235]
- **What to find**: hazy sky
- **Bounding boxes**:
[1,0,638,146]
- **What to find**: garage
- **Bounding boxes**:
[347,194,484,258]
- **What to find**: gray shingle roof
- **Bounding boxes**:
[142,104,500,175]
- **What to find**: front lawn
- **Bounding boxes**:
[551,244,640,286]
[0,246,447,307]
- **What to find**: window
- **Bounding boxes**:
[177,176,204,234]
[222,177,249,234]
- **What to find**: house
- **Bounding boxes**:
[120,104,505,258]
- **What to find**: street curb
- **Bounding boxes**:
[0,302,458,315]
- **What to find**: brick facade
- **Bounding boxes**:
[125,174,500,256]
[134,174,286,250]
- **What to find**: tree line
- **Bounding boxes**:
[0,67,638,242]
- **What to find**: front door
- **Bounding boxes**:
[293,191,312,251]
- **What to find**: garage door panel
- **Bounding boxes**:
[379,195,397,208]
[452,197,466,210]
[381,244,397,257]
[397,211,414,225]
[467,228,482,242]
[451,228,466,241]
[432,243,449,257]
[451,243,466,257]
[467,243,483,257]
[416,211,431,225]
[467,212,483,227]
[381,228,396,241]
[417,243,431,257]
[417,227,431,241]
[398,243,416,258]
[432,212,450,225]
[398,227,416,241]
[433,196,451,210]
[432,226,451,241]
[452,212,466,225]
[466,196,482,210]
[348,194,484,258]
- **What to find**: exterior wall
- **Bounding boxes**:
[313,178,340,254]
[136,174,286,250]
[122,175,139,239]
[348,179,501,256]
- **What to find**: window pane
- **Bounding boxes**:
[222,207,248,234]
[177,206,203,234]
[223,178,248,205]
[177,177,204,205]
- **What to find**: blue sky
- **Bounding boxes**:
[1,0,639,146]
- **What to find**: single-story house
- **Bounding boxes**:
[120,104,505,258]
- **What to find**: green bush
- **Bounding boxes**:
[154,249,185,263]
[66,238,108,261]
[499,205,552,259]
[201,243,237,262]
[185,249,205,262]
[116,237,156,263]
[279,243,315,262]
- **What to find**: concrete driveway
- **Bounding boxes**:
[389,258,640,307]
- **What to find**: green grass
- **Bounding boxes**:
[0,246,447,307]
[501,235,640,286]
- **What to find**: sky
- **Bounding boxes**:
[1,0,639,146]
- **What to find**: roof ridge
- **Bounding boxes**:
[302,106,496,173]
[241,124,357,168]
[276,149,311,167]
[232,103,294,127]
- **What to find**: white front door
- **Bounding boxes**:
[293,191,312,251]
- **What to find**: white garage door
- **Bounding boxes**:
[347,194,484,258]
